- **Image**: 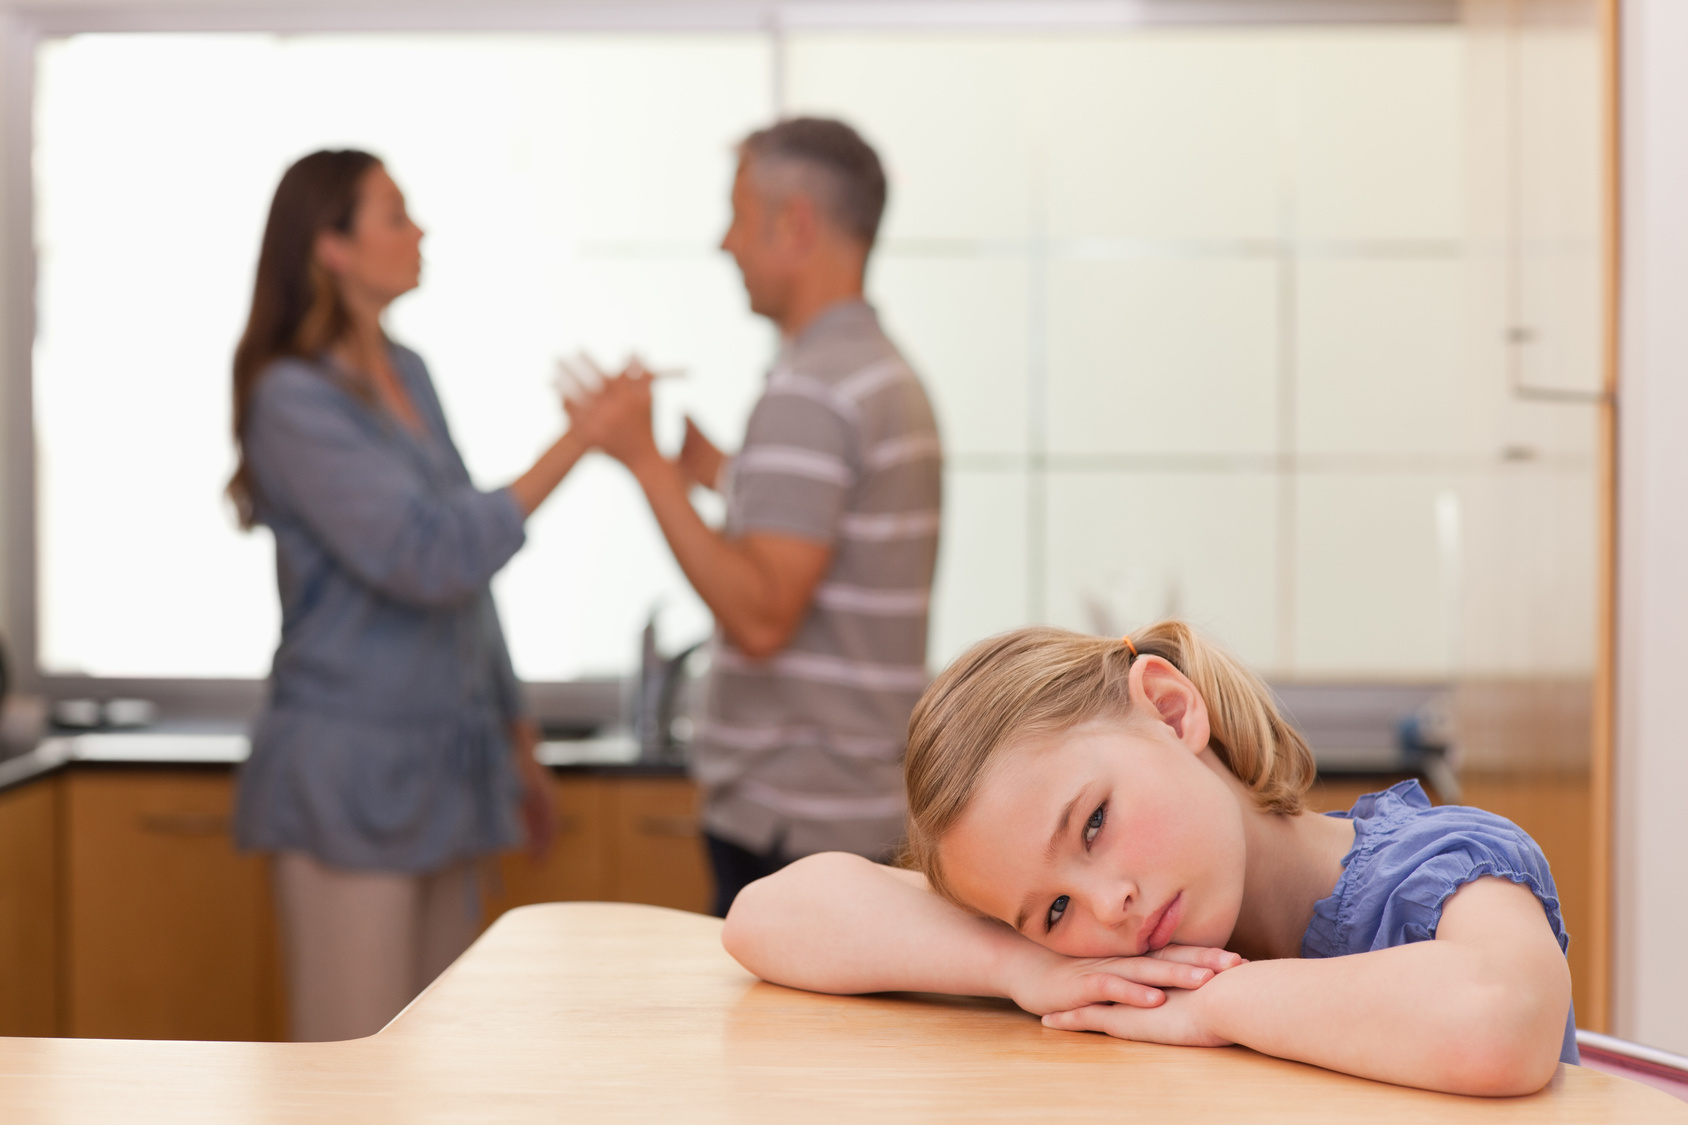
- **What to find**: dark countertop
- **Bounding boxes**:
[0,726,685,795]
[0,718,1444,799]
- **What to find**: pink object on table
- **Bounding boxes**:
[1577,1030,1688,1103]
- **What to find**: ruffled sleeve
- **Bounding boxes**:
[1303,781,1568,957]
[1376,824,1567,952]
[1300,780,1578,1065]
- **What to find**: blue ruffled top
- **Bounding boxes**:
[1301,780,1578,1064]
[233,346,527,873]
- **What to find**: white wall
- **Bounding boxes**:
[1614,0,1688,1056]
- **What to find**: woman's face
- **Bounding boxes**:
[319,165,424,309]
[940,700,1249,959]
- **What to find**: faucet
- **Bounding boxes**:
[632,613,705,765]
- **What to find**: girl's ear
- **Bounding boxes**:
[1128,655,1212,755]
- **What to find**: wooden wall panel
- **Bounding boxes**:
[0,778,59,1036]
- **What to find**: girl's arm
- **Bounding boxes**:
[723,852,1241,1015]
[1044,876,1572,1097]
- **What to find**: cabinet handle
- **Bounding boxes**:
[636,815,698,839]
[137,813,230,836]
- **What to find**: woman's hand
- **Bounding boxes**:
[1002,941,1244,1017]
[1041,984,1233,1047]
[508,719,556,861]
[565,366,661,476]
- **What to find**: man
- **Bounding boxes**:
[571,118,942,916]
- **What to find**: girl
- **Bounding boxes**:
[722,623,1576,1096]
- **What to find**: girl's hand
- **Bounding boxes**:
[1041,985,1233,1047]
[1003,943,1244,1016]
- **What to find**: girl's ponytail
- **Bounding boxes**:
[1126,621,1315,815]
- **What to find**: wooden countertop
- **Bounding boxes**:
[0,902,1679,1123]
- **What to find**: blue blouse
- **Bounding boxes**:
[1301,781,1578,1065]
[233,345,528,873]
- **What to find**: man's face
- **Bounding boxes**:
[720,159,799,325]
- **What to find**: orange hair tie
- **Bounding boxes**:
[1121,635,1138,657]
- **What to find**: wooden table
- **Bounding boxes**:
[0,903,1679,1122]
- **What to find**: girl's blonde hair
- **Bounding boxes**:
[902,621,1316,902]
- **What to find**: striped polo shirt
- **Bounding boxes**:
[692,299,942,859]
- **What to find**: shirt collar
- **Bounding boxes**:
[780,297,876,355]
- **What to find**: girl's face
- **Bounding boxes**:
[940,671,1249,959]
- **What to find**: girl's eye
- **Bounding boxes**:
[1084,803,1106,846]
[1047,894,1070,930]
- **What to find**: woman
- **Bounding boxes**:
[230,150,585,1041]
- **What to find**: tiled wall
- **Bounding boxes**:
[28,20,1602,687]
[789,27,1604,681]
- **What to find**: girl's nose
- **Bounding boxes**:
[1082,876,1137,930]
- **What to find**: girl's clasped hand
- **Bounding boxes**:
[1001,941,1245,1023]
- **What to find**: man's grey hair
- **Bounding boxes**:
[738,117,888,249]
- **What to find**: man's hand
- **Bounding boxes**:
[565,366,660,474]
[678,416,728,492]
[1003,941,1245,1018]
[568,365,829,659]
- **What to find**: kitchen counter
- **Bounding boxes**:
[0,742,712,1042]
[0,902,1676,1123]
[0,726,683,796]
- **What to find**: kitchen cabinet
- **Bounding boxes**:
[486,773,712,919]
[0,763,1595,1043]
[607,777,712,914]
[0,764,710,1040]
[0,780,56,1036]
[61,768,283,1040]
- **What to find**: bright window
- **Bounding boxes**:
[32,21,1603,685]
[36,33,774,679]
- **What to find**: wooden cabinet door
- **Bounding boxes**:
[607,777,711,915]
[487,776,611,916]
[0,779,58,1036]
[63,768,282,1040]
[486,775,712,918]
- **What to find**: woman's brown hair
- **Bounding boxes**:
[903,621,1316,903]
[228,149,381,528]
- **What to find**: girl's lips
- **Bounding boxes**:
[1142,892,1184,953]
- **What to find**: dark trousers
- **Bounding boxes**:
[706,833,794,918]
